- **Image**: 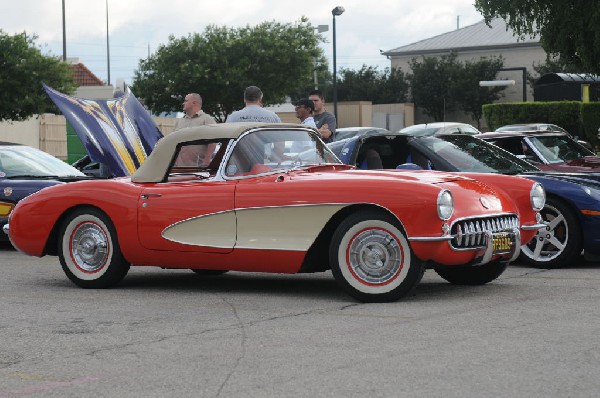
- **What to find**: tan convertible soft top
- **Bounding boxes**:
[132,122,307,183]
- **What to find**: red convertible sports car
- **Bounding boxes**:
[5,123,545,302]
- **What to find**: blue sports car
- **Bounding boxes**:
[328,131,600,269]
[0,142,89,241]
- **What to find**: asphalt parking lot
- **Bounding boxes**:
[1,242,600,397]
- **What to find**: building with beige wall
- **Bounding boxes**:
[382,18,547,126]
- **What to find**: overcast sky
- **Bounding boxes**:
[2,0,484,86]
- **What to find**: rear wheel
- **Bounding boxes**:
[329,210,423,303]
[435,261,507,285]
[58,207,129,288]
[519,197,582,269]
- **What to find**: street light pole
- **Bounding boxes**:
[331,6,345,122]
[106,0,111,85]
[62,0,66,61]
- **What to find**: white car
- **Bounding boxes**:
[333,127,391,141]
[398,122,482,136]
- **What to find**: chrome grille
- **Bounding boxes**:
[450,215,519,249]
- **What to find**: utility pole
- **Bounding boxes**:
[62,0,66,61]
[106,0,111,85]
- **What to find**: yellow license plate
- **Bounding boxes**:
[492,232,514,254]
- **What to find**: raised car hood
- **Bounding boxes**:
[44,84,163,177]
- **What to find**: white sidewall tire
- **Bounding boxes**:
[61,213,114,282]
[336,219,411,295]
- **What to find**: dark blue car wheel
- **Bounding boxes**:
[520,196,582,268]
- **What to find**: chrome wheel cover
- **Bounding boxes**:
[522,204,567,262]
[348,229,402,284]
[71,222,109,272]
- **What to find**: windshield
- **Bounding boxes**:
[419,135,540,174]
[224,129,341,177]
[527,135,593,163]
[460,125,481,134]
[398,125,440,136]
[0,146,85,178]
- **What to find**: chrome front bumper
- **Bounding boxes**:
[410,228,521,265]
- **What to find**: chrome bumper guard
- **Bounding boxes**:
[471,229,521,266]
[2,223,8,237]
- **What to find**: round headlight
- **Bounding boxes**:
[437,190,454,220]
[530,182,546,211]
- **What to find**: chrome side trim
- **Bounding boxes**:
[409,235,453,242]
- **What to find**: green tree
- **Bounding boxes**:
[452,57,505,128]
[474,0,600,75]
[131,20,326,122]
[287,62,332,102]
[409,53,507,125]
[0,30,76,122]
[408,52,462,121]
[336,65,409,104]
[527,55,586,86]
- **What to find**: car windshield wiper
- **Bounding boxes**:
[519,170,543,175]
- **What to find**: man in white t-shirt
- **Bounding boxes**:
[291,98,317,153]
[226,86,282,123]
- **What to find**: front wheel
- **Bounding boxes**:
[329,210,423,303]
[519,197,582,269]
[58,207,130,288]
[434,261,507,285]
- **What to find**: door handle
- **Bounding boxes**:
[141,193,162,199]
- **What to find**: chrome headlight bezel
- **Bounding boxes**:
[530,182,546,211]
[437,189,454,221]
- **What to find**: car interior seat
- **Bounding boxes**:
[249,163,273,174]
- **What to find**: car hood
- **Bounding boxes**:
[523,171,600,189]
[0,179,67,204]
[44,84,163,178]
[343,168,464,183]
[291,166,469,185]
